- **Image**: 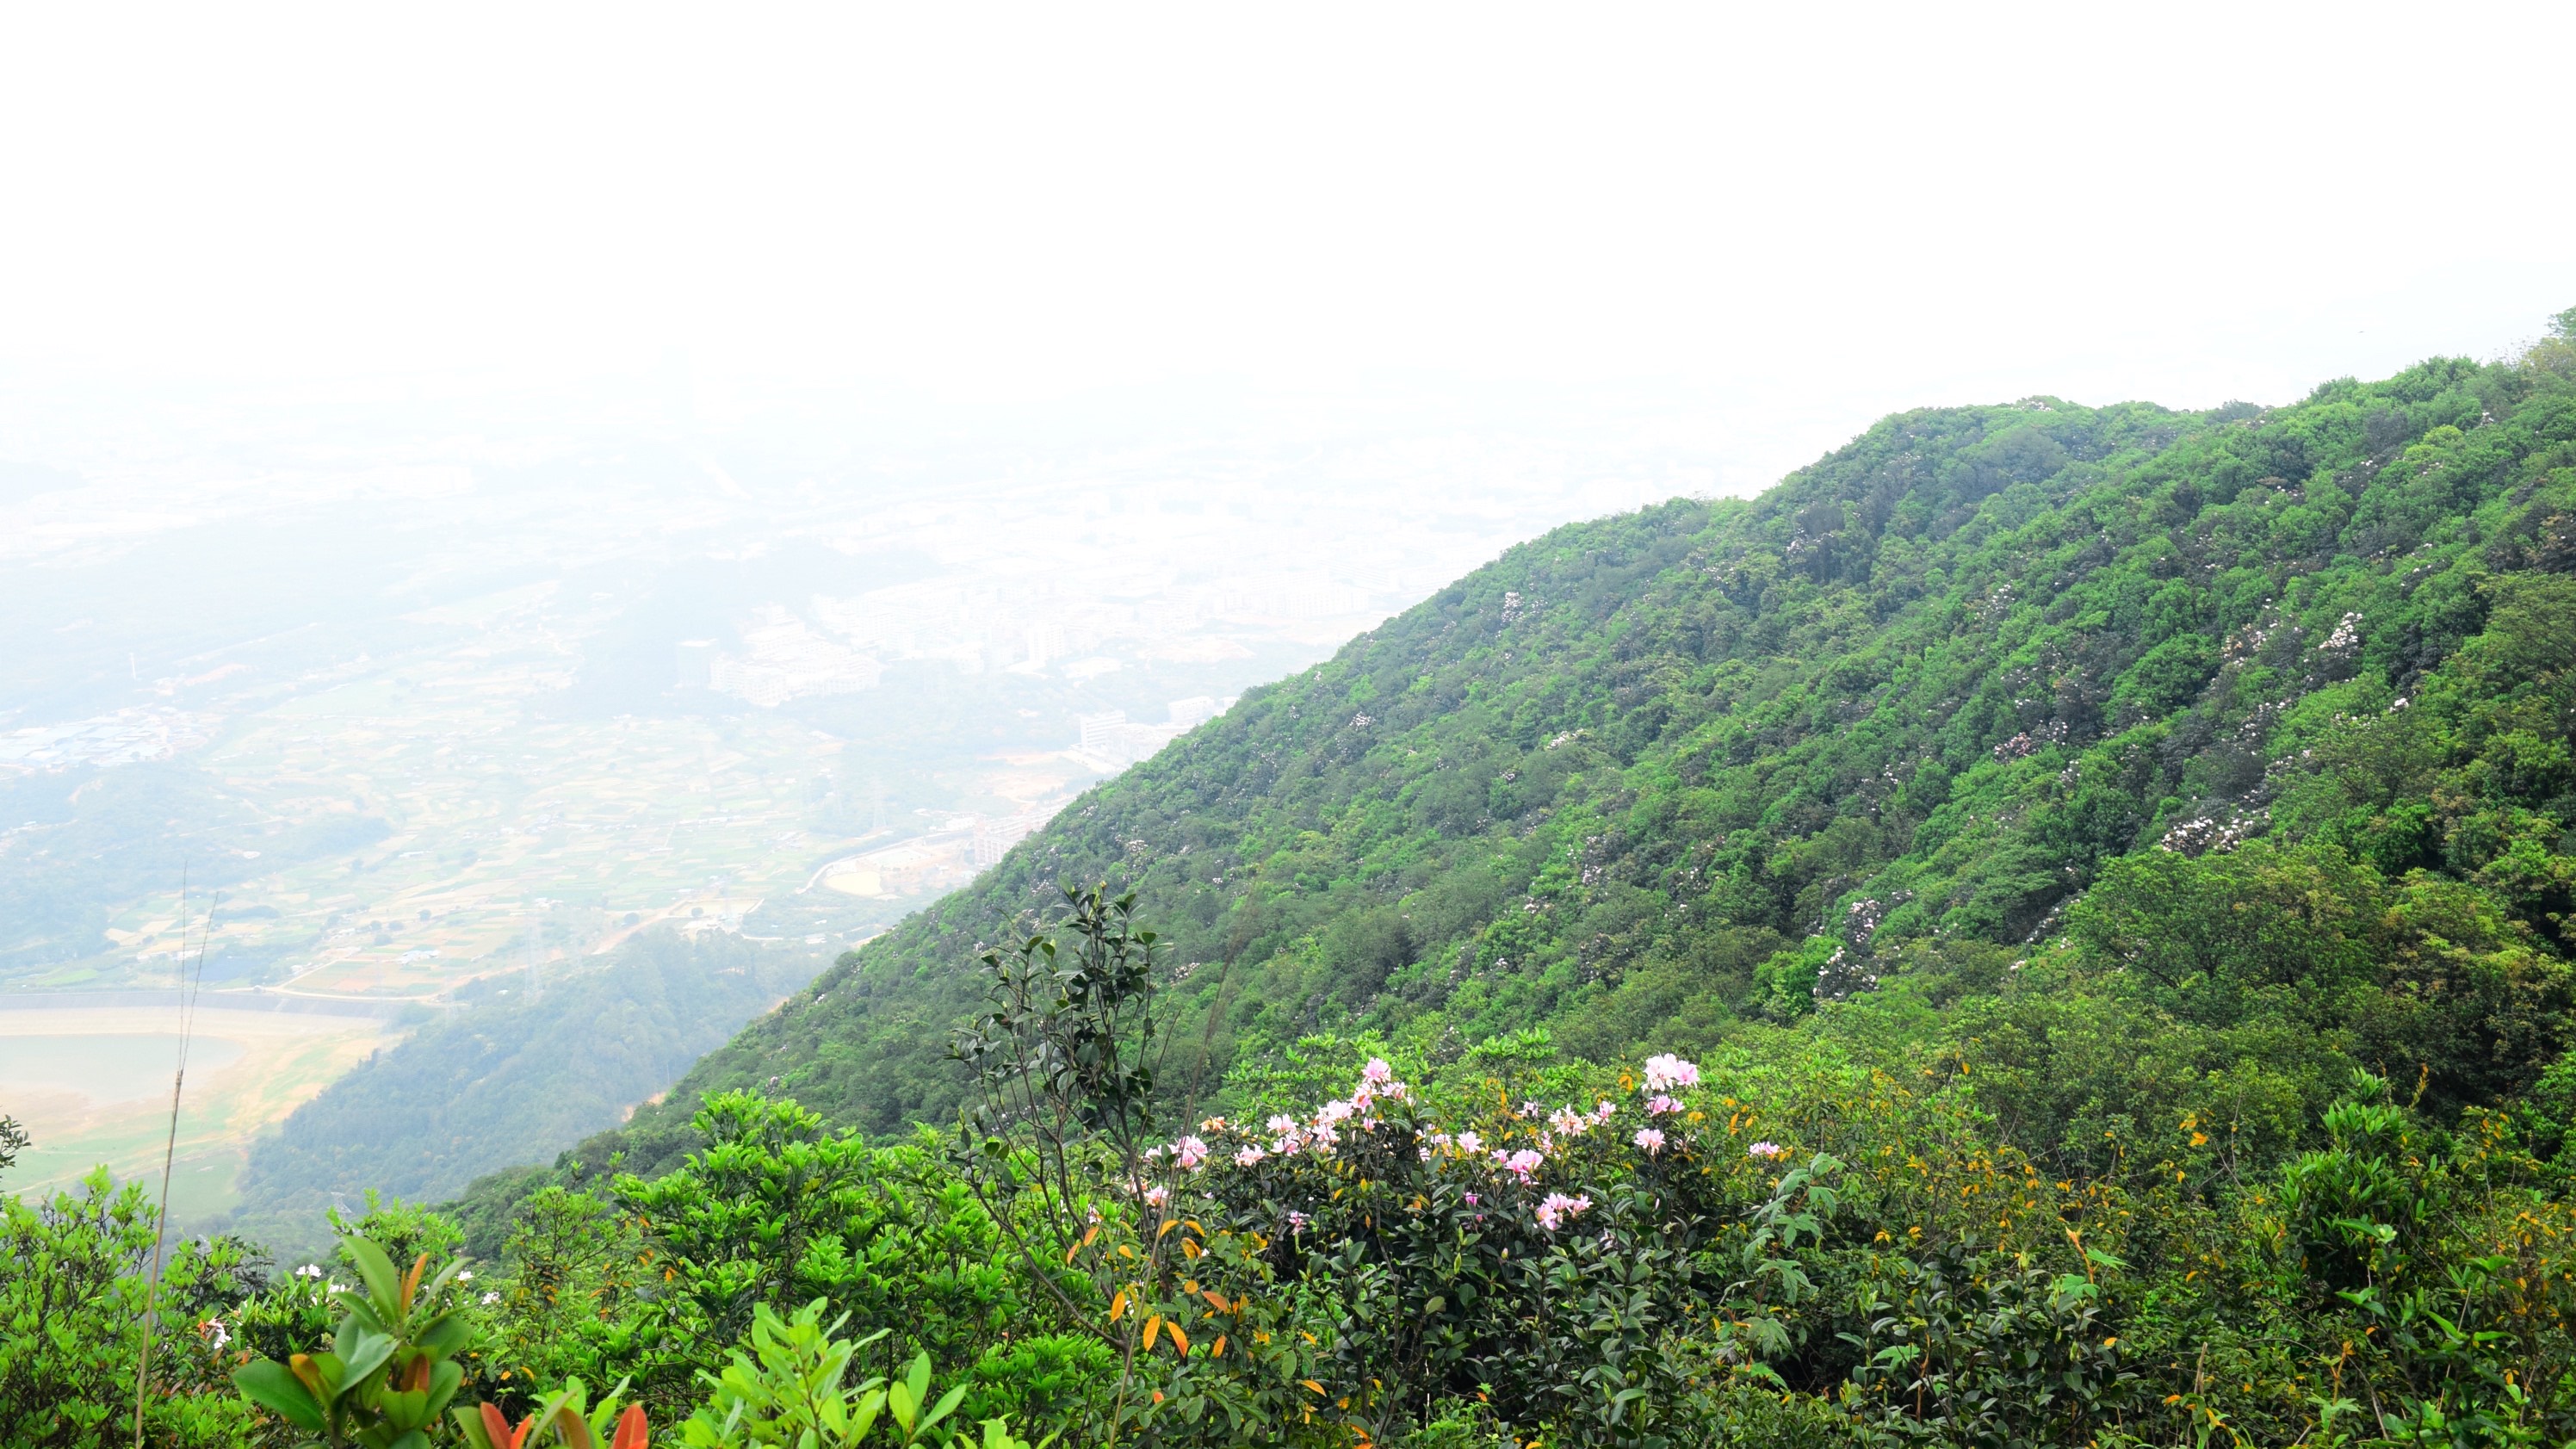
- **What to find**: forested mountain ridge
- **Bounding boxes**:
[582,319,2576,1175]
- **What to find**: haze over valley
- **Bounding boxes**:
[0,396,1696,1213]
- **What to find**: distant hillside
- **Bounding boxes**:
[232,929,814,1252]
[559,319,2576,1180]
[0,762,391,983]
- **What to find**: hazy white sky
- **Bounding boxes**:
[3,3,2571,484]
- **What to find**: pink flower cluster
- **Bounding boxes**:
[1748,1141,1786,1160]
[1495,1148,1545,1181]
[1633,1127,1667,1155]
[1642,1054,1700,1093]
[1534,1192,1593,1231]
[1546,1100,1619,1136]
[1254,1061,1413,1159]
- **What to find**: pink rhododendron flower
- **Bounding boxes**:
[1286,1210,1311,1230]
[1235,1145,1268,1167]
[1549,1106,1592,1136]
[1361,1057,1394,1085]
[1173,1136,1210,1170]
[1464,1192,1479,1205]
[1453,1130,1483,1154]
[1267,1113,1300,1136]
[1518,1100,1544,1118]
[1645,1094,1681,1117]
[1496,1148,1545,1180]
[1633,1127,1667,1155]
[1643,1054,1700,1092]
[1594,1100,1617,1123]
[1316,1099,1356,1126]
[1534,1192,1594,1231]
[1143,1185,1171,1208]
[1748,1141,1786,1159]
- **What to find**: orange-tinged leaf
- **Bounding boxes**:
[400,1253,429,1314]
[288,1354,326,1400]
[1302,1379,1328,1395]
[1142,1314,1163,1351]
[1109,1290,1129,1322]
[1211,1334,1226,1359]
[1201,1288,1230,1314]
[480,1403,516,1449]
[610,1403,648,1449]
[1169,1323,1191,1357]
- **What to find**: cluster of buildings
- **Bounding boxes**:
[678,608,884,709]
[1071,696,1233,768]
[678,558,1395,710]
[0,706,219,777]
[809,569,1384,678]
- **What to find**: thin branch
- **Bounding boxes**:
[135,871,209,1449]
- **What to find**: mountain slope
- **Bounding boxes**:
[581,325,2576,1175]
[232,930,813,1250]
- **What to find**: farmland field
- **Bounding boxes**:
[0,1003,396,1220]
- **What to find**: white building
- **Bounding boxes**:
[709,610,883,707]
[1076,710,1128,752]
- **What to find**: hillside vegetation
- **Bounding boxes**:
[19,315,2576,1448]
[598,312,2576,1174]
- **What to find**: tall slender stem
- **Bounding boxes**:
[136,871,206,1449]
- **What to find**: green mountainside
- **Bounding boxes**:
[228,931,810,1252]
[573,315,2576,1178]
[28,316,2576,1447]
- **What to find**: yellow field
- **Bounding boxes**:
[0,1006,397,1221]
